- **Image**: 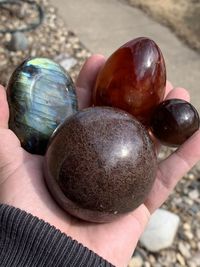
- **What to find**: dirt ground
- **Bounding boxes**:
[127,0,200,53]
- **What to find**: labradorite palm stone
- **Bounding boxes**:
[7,57,78,155]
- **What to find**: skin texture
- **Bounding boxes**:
[0,54,200,267]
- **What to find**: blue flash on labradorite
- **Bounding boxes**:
[7,57,78,155]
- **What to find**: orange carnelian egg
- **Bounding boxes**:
[93,37,166,125]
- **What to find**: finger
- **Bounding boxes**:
[165,86,190,102]
[145,129,200,213]
[0,85,9,129]
[76,54,106,109]
[164,80,173,98]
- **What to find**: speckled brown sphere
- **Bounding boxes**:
[44,107,157,222]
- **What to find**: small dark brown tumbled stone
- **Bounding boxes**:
[150,99,200,147]
[44,107,157,223]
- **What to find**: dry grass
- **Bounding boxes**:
[128,0,200,52]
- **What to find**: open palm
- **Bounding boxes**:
[0,55,200,267]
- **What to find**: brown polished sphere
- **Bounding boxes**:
[44,107,157,223]
[93,37,166,125]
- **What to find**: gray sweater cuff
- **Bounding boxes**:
[0,204,114,267]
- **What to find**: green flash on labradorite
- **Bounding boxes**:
[7,57,78,155]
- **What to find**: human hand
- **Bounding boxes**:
[0,55,200,267]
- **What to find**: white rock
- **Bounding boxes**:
[55,53,77,71]
[139,209,180,252]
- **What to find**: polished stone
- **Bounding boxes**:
[44,107,157,222]
[93,37,166,125]
[150,99,200,146]
[7,57,77,154]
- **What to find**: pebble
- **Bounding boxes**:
[191,242,197,250]
[188,173,195,180]
[135,248,148,261]
[0,54,8,69]
[187,261,197,267]
[18,5,27,19]
[188,189,199,200]
[183,223,191,231]
[178,242,191,259]
[30,50,37,57]
[76,49,89,58]
[190,253,200,265]
[144,262,151,267]
[149,254,156,264]
[54,53,78,71]
[184,230,194,240]
[140,209,180,252]
[183,197,194,205]
[165,250,177,263]
[128,255,143,267]
[7,32,29,51]
[4,33,12,42]
[176,253,186,265]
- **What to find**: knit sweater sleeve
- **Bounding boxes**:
[0,204,114,267]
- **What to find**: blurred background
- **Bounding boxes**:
[0,0,199,266]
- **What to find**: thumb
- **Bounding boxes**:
[0,85,22,179]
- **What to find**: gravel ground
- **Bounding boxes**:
[0,0,91,86]
[130,146,200,267]
[0,1,199,266]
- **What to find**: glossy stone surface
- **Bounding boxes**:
[44,107,157,223]
[7,57,77,154]
[93,37,166,125]
[150,99,200,146]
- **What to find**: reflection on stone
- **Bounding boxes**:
[7,57,78,155]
